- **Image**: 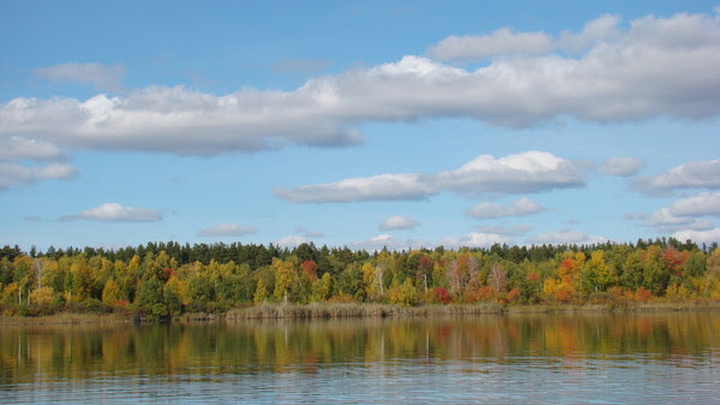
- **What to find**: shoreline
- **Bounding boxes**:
[2,301,720,325]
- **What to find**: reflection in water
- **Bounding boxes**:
[1,313,719,404]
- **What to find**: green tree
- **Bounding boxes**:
[134,278,169,320]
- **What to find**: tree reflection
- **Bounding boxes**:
[2,313,719,385]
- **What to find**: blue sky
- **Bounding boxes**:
[1,0,719,251]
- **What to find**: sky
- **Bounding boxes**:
[1,0,719,252]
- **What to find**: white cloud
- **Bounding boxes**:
[672,228,720,245]
[0,162,77,190]
[0,137,65,161]
[198,223,257,237]
[526,230,607,245]
[466,197,545,219]
[274,173,434,203]
[432,151,585,195]
[349,231,515,251]
[276,151,585,203]
[3,10,720,156]
[63,203,162,222]
[275,235,308,248]
[643,192,720,231]
[348,234,430,252]
[378,215,420,231]
[475,224,532,236]
[441,232,514,248]
[668,192,720,217]
[35,62,125,92]
[644,208,713,231]
[601,157,645,177]
[429,15,622,60]
[635,159,720,194]
[427,28,553,61]
[557,14,622,52]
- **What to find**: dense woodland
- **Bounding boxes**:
[1,238,719,319]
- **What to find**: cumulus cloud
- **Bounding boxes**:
[275,235,308,248]
[644,192,720,231]
[348,230,518,251]
[276,151,585,203]
[274,173,434,203]
[475,224,532,236]
[0,162,77,190]
[2,10,720,156]
[601,157,645,177]
[0,136,74,190]
[644,208,714,231]
[432,151,585,195]
[466,197,545,219]
[441,232,514,248]
[427,28,553,61]
[667,192,720,216]
[62,203,162,222]
[378,215,420,231]
[634,159,720,194]
[526,229,607,245]
[429,15,622,60]
[0,137,65,161]
[35,62,125,92]
[672,228,720,245]
[198,223,257,237]
[348,234,430,252]
[557,14,622,52]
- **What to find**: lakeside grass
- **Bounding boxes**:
[0,312,132,325]
[222,300,720,320]
[3,301,720,325]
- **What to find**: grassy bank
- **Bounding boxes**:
[0,312,133,325]
[3,301,720,325]
[221,301,720,320]
[223,302,506,320]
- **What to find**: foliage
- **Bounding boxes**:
[0,237,718,318]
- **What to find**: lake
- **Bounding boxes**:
[1,312,719,404]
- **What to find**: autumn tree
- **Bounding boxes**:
[272,258,300,303]
[579,251,616,294]
[446,253,479,299]
[488,264,507,294]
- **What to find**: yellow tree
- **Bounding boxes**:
[12,255,35,305]
[705,248,720,298]
[101,279,122,305]
[272,258,299,303]
[579,251,616,294]
[254,277,269,304]
[362,262,384,302]
[69,256,95,302]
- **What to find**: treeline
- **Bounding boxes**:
[1,238,719,319]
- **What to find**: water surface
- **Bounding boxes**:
[1,312,718,404]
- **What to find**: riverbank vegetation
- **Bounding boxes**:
[1,238,719,321]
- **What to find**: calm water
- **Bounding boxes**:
[1,312,719,404]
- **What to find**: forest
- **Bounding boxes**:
[1,238,719,320]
